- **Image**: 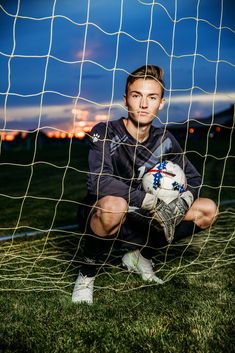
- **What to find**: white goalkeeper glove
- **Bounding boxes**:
[142,191,194,244]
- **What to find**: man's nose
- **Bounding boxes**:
[140,96,148,108]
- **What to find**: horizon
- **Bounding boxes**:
[1,102,233,142]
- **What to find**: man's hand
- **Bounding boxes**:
[142,191,194,243]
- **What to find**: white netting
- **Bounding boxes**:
[0,0,234,294]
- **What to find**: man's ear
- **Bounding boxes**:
[159,98,166,111]
[123,94,127,107]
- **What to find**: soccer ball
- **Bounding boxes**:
[142,160,187,204]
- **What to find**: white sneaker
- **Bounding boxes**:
[72,272,95,304]
[122,249,163,284]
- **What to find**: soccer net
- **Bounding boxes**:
[0,0,234,295]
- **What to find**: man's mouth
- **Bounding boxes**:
[138,111,149,115]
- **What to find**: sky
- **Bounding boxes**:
[0,0,234,135]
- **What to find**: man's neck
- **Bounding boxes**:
[123,118,151,143]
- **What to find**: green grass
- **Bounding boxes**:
[0,224,234,353]
[0,138,234,352]
[1,272,234,353]
[0,141,88,233]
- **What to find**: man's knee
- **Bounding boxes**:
[91,196,128,235]
[97,196,127,214]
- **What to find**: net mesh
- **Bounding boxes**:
[0,0,234,294]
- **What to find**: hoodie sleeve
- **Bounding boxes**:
[87,123,146,207]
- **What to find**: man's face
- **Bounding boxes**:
[123,78,165,127]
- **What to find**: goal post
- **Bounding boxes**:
[0,0,234,293]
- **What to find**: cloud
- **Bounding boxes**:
[168,91,235,104]
[95,114,109,121]
[1,91,234,131]
[0,100,117,131]
[72,109,89,120]
[76,48,96,60]
[0,104,71,122]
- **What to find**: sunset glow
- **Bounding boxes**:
[0,130,89,141]
[1,133,17,141]
[75,131,86,139]
[46,131,87,139]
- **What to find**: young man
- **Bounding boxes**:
[72,65,218,304]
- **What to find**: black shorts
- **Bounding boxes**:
[77,194,202,253]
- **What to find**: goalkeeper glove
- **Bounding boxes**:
[142,191,194,244]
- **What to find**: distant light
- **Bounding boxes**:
[215,126,221,132]
[68,132,74,139]
[189,128,195,134]
[75,131,85,139]
[5,134,15,141]
[47,132,54,138]
[60,132,67,139]
[84,126,91,133]
[209,132,214,138]
[54,131,61,139]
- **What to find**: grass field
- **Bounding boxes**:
[0,136,234,353]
